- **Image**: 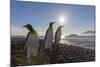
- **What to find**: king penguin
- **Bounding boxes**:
[44,22,55,50]
[51,26,63,63]
[55,26,63,46]
[24,24,39,60]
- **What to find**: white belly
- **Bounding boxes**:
[45,29,53,49]
[55,29,61,45]
[25,33,39,58]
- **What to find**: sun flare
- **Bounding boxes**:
[59,15,65,25]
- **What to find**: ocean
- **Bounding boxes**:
[60,36,95,50]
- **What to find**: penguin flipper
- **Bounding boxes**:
[24,32,30,50]
[44,28,49,41]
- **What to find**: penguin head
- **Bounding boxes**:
[23,24,33,31]
[49,22,55,27]
[59,25,64,29]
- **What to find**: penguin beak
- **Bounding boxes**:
[60,25,64,28]
[51,22,56,25]
[23,25,26,27]
[53,22,56,24]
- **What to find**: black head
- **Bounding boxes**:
[49,22,55,27]
[59,25,64,29]
[23,24,33,31]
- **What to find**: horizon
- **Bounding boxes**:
[11,33,95,37]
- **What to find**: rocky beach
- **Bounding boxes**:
[11,37,95,67]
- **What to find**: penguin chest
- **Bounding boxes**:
[45,29,53,48]
[55,29,61,44]
[26,33,39,49]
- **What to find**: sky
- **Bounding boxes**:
[11,0,95,36]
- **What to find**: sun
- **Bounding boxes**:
[59,15,66,25]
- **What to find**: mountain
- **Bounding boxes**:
[81,30,95,35]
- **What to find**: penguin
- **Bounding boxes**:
[51,26,63,63]
[23,24,39,60]
[55,26,63,46]
[44,22,55,50]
